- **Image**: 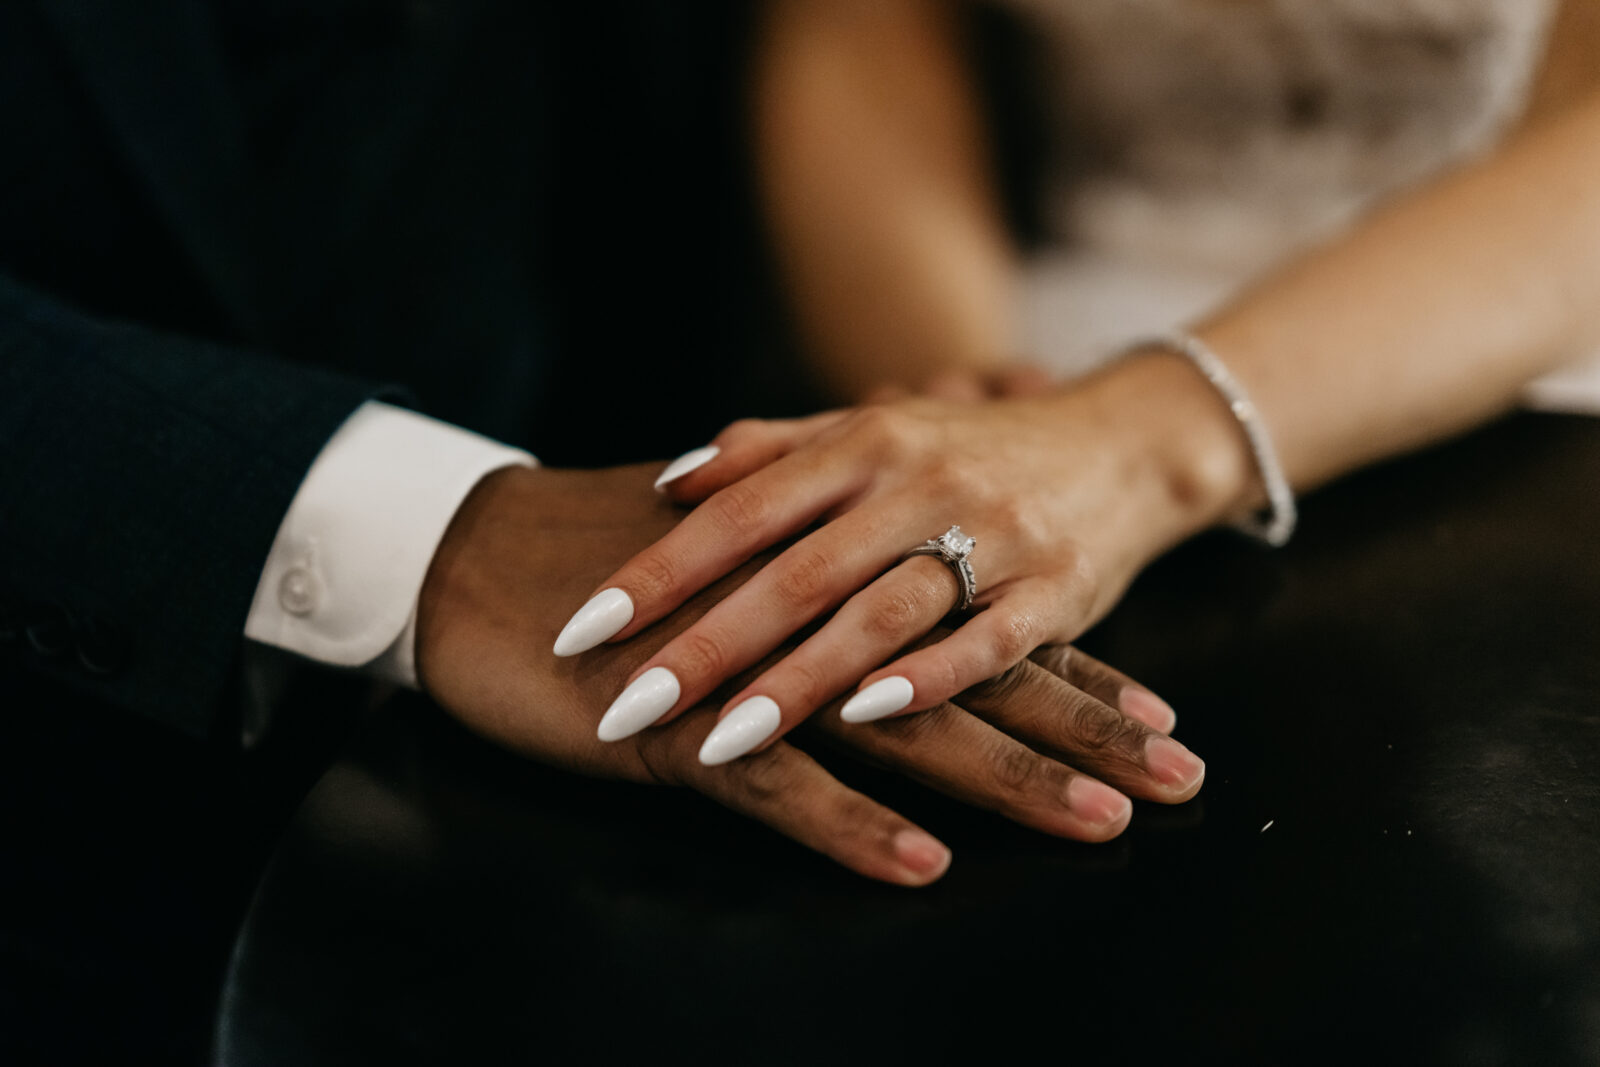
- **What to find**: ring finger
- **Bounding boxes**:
[594,497,982,742]
[694,554,972,765]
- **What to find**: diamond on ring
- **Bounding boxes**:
[901,525,978,611]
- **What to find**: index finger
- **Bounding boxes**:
[551,429,872,658]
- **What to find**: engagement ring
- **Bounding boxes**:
[901,525,978,611]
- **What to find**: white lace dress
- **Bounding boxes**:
[992,0,1600,411]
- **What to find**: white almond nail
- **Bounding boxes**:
[597,667,681,742]
[552,588,634,657]
[654,445,720,490]
[698,696,781,766]
[839,676,915,724]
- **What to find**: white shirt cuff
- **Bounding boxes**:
[244,400,536,688]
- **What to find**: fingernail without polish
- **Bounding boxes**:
[1067,777,1132,829]
[552,588,634,657]
[840,676,915,724]
[654,445,720,490]
[698,696,781,766]
[1119,686,1177,733]
[893,829,952,881]
[597,667,680,742]
[1145,736,1206,791]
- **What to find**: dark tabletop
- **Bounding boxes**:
[8,413,1599,1065]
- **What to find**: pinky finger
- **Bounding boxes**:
[654,411,848,501]
[840,583,1079,725]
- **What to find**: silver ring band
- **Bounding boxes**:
[902,525,978,611]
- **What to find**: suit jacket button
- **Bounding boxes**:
[25,602,73,657]
[75,616,131,677]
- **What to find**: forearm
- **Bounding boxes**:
[1049,82,1600,582]
[754,0,1016,400]
[0,275,380,735]
[1187,87,1600,497]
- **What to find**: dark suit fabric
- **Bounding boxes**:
[1,0,782,738]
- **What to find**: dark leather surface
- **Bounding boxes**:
[207,412,1600,1065]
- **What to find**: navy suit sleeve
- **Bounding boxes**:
[0,274,384,739]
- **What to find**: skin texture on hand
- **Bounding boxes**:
[414,464,1203,886]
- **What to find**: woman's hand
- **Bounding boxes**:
[418,463,1204,888]
[553,353,1253,767]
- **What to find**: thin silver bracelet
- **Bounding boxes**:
[1133,331,1297,547]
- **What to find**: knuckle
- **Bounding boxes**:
[632,724,686,787]
[988,498,1027,539]
[1018,511,1053,556]
[628,550,680,604]
[922,457,982,501]
[919,651,962,703]
[987,611,1039,664]
[1029,643,1074,680]
[863,702,956,748]
[848,406,919,461]
[860,582,932,642]
[835,792,895,841]
[671,629,730,683]
[1066,694,1139,752]
[707,480,769,538]
[996,499,1049,555]
[1057,542,1100,603]
[847,404,897,441]
[721,746,796,805]
[987,738,1043,795]
[771,547,836,612]
[778,656,833,712]
[961,656,1032,703]
[717,418,768,450]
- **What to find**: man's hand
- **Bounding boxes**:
[414,465,1201,886]
[416,464,959,884]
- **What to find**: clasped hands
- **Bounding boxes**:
[418,376,1212,885]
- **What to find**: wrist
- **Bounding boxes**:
[414,463,684,705]
[1073,350,1260,559]
[244,400,535,684]
[414,464,546,696]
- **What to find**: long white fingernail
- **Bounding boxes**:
[553,588,634,657]
[840,676,915,724]
[698,696,781,766]
[597,667,680,742]
[654,445,720,491]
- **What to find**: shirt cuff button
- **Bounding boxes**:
[279,567,322,617]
